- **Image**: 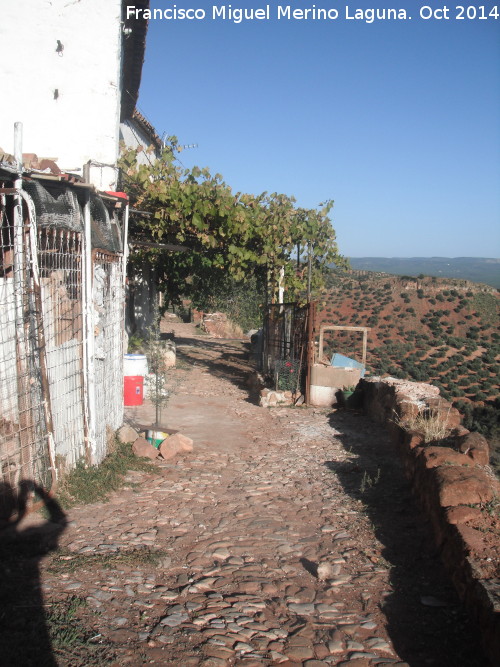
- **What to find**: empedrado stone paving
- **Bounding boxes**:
[30,323,486,666]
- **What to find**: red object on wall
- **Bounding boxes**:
[105,191,129,200]
[124,375,143,406]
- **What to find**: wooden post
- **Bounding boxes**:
[317,324,370,365]
[362,329,368,366]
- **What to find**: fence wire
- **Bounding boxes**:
[93,251,124,463]
[1,178,126,516]
[39,228,86,469]
[0,193,51,501]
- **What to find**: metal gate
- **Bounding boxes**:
[39,227,86,469]
[261,302,315,397]
[0,188,54,503]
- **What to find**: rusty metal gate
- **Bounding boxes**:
[261,302,315,398]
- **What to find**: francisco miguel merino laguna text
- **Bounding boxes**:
[126,5,411,24]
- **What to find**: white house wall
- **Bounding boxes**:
[0,0,122,190]
[120,119,159,167]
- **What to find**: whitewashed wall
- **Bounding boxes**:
[120,119,161,167]
[0,0,122,190]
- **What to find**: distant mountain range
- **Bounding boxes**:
[347,257,500,288]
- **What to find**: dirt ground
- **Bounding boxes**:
[0,320,489,666]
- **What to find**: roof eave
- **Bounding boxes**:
[121,0,150,122]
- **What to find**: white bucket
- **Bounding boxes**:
[309,384,338,407]
[124,353,148,377]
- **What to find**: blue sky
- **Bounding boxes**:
[136,1,500,258]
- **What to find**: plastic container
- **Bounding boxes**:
[124,375,144,406]
[146,430,170,448]
[123,354,148,377]
[146,428,178,448]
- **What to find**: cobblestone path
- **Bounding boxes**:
[18,323,486,666]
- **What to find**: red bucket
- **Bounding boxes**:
[124,375,144,406]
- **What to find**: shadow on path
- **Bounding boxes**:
[0,481,67,667]
[325,409,487,667]
[175,337,256,396]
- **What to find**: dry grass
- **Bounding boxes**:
[395,405,452,444]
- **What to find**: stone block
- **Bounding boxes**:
[159,433,194,460]
[117,424,139,444]
[132,437,158,460]
[446,506,484,525]
[454,523,489,555]
[456,432,490,466]
[259,390,293,408]
[425,397,462,430]
[433,467,496,507]
[398,397,421,420]
[419,446,472,469]
[404,430,424,449]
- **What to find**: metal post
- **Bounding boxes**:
[25,190,57,490]
[12,123,33,479]
[305,301,316,405]
[122,200,129,288]
[307,242,312,302]
[82,161,96,464]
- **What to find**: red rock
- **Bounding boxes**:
[285,645,315,661]
[425,397,462,430]
[398,397,421,420]
[456,432,490,466]
[337,659,371,667]
[405,430,424,449]
[117,424,139,444]
[446,506,484,525]
[455,523,488,555]
[433,467,496,506]
[314,643,330,659]
[132,437,158,460]
[107,628,137,643]
[420,446,472,469]
[159,433,194,460]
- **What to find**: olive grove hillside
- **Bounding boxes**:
[319,270,499,472]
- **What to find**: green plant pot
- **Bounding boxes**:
[339,389,358,408]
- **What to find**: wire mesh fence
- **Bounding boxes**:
[93,251,124,463]
[1,175,126,515]
[0,191,52,499]
[39,228,86,469]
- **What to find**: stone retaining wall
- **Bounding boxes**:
[359,377,500,666]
